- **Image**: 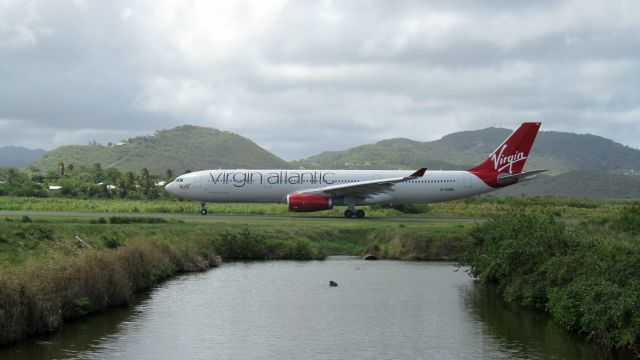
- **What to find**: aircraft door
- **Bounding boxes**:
[463,173,472,188]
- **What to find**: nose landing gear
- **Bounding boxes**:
[200,201,208,216]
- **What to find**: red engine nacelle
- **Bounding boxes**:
[287,194,333,212]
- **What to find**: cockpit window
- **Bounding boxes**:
[176,178,184,183]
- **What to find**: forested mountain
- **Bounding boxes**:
[31,125,291,175]
[494,171,640,200]
[292,128,640,176]
[0,146,47,168]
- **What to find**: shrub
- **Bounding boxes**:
[460,212,569,308]
[102,235,123,249]
[613,206,640,235]
[461,209,640,352]
[72,297,91,318]
[109,216,168,224]
[214,228,267,260]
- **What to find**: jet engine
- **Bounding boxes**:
[287,193,333,212]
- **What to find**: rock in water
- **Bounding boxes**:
[329,281,338,287]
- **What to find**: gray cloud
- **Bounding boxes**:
[0,0,639,160]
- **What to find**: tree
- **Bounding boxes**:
[58,162,65,176]
[93,162,104,182]
[5,168,24,185]
[138,168,154,198]
[118,171,135,198]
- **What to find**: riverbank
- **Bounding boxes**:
[459,207,640,355]
[0,214,468,346]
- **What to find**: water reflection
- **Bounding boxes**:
[461,282,633,360]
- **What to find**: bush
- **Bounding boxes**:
[102,235,123,249]
[613,206,640,235]
[372,203,430,214]
[460,212,569,308]
[214,228,268,260]
[9,181,49,198]
[72,297,92,318]
[109,216,168,224]
[460,210,640,352]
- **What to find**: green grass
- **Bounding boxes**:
[0,214,470,266]
[0,195,634,218]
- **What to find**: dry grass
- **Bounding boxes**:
[0,240,220,346]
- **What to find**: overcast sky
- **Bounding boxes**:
[1,0,639,160]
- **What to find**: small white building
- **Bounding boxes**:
[49,185,62,191]
[98,183,118,190]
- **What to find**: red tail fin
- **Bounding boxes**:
[468,122,541,187]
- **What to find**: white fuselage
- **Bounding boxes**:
[166,169,493,206]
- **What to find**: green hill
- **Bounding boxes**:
[292,128,640,175]
[493,170,640,200]
[32,125,291,175]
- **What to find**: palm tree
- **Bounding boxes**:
[118,171,136,198]
[138,168,153,197]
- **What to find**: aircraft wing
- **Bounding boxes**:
[297,168,427,199]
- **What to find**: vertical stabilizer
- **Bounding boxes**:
[468,122,541,187]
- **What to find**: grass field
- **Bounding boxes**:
[0,195,636,218]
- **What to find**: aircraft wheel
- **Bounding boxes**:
[200,208,208,216]
[356,209,365,218]
[344,209,353,218]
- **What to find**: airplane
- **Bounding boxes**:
[164,122,545,218]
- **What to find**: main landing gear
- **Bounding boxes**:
[344,207,365,218]
[200,201,208,216]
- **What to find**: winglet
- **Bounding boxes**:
[410,167,427,177]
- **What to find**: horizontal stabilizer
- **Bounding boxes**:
[497,169,548,185]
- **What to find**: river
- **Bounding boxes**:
[1,259,632,359]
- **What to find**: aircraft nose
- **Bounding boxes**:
[165,181,176,194]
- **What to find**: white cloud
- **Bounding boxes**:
[0,0,52,49]
[0,0,639,159]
